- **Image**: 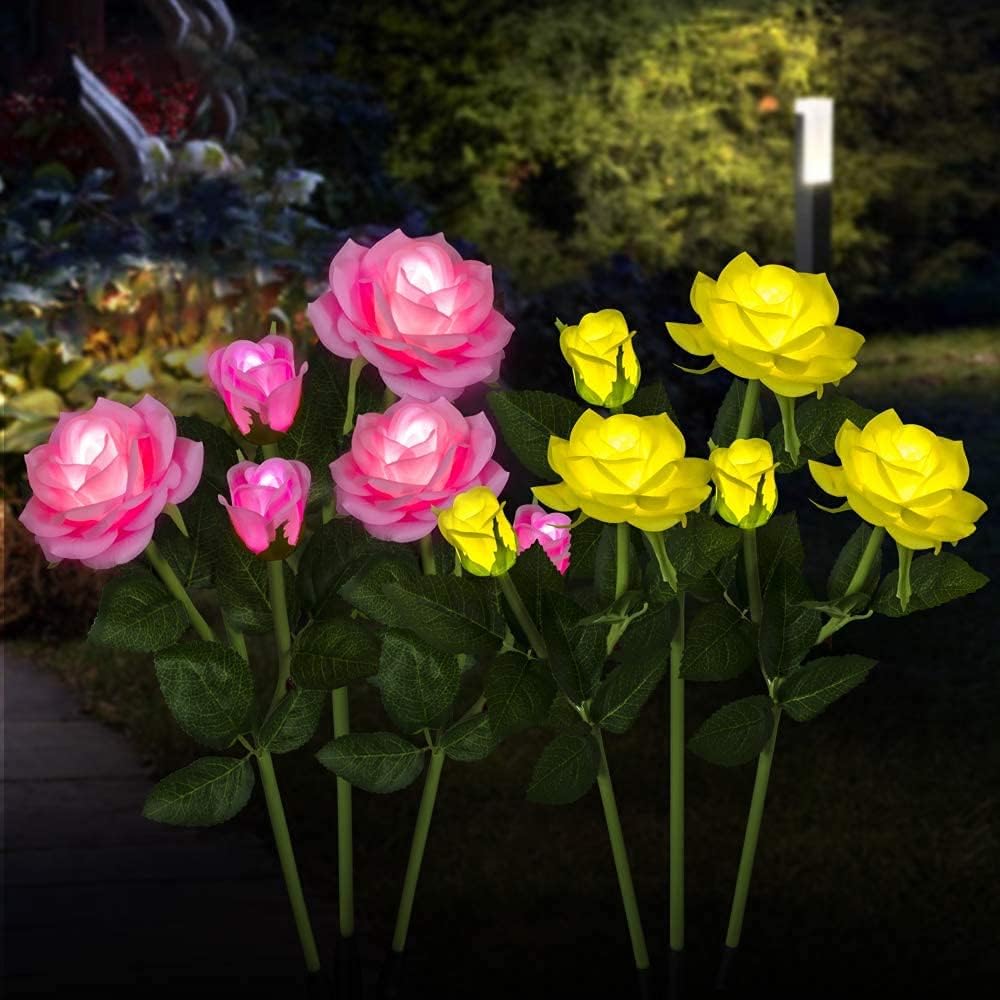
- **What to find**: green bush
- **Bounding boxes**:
[334,0,1000,311]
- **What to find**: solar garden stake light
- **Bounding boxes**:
[794,96,834,274]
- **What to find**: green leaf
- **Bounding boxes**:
[155,517,213,591]
[777,655,877,722]
[316,733,425,793]
[591,649,666,734]
[339,556,417,627]
[759,562,821,676]
[567,518,603,582]
[297,517,372,616]
[175,416,240,495]
[662,512,741,586]
[712,379,763,447]
[379,630,461,733]
[291,618,381,689]
[89,570,188,653]
[688,696,774,766]
[769,389,875,471]
[545,695,583,732]
[756,513,805,596]
[527,731,600,805]
[154,642,255,749]
[828,524,883,600]
[540,591,606,704]
[680,603,755,681]
[873,552,988,617]
[441,713,496,762]
[258,688,326,753]
[484,653,557,741]
[624,380,678,422]
[508,542,565,631]
[215,528,272,634]
[595,523,640,605]
[385,575,506,655]
[487,389,585,479]
[143,756,255,827]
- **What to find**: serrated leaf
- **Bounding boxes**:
[385,575,506,654]
[379,630,461,733]
[89,570,189,652]
[143,756,254,827]
[828,524,883,600]
[508,542,565,631]
[624,380,678,422]
[873,552,988,617]
[316,732,425,793]
[777,655,877,721]
[756,513,805,597]
[591,650,666,734]
[291,618,380,689]
[759,562,821,676]
[712,379,763,447]
[155,641,255,749]
[527,731,600,805]
[681,603,755,681]
[441,713,496,762]
[259,688,326,753]
[484,653,557,741]
[567,517,603,582]
[175,415,240,495]
[540,591,606,704]
[215,528,272,634]
[688,696,774,766]
[339,556,417,627]
[662,512,741,586]
[155,517,214,591]
[297,517,373,615]
[487,389,585,479]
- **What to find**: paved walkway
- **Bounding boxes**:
[2,645,337,993]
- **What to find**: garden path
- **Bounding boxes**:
[2,644,335,993]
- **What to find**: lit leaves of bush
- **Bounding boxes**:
[688,696,774,766]
[440,714,496,762]
[258,688,326,753]
[487,389,584,479]
[541,591,606,704]
[681,603,754,681]
[759,562,821,676]
[379,630,461,733]
[90,570,188,653]
[527,730,601,805]
[485,653,557,741]
[777,655,877,722]
[385,575,506,655]
[316,733,425,793]
[873,553,988,617]
[291,618,380,689]
[144,756,255,827]
[154,642,255,749]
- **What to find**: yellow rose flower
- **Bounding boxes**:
[437,486,517,577]
[532,410,711,531]
[709,438,778,529]
[559,309,640,408]
[808,409,987,552]
[666,252,864,398]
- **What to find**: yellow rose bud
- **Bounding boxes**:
[808,409,987,552]
[666,252,864,398]
[437,486,518,577]
[559,309,640,408]
[709,438,778,529]
[532,410,711,531]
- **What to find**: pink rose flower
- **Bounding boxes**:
[19,396,203,569]
[307,229,514,401]
[207,335,307,438]
[330,397,508,542]
[219,458,311,557]
[513,504,572,575]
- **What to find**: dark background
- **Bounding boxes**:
[2,1,998,995]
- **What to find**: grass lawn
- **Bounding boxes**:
[8,325,999,994]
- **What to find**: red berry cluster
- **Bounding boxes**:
[96,58,199,140]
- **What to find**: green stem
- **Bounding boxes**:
[594,729,650,970]
[342,356,367,437]
[775,393,800,465]
[257,750,321,972]
[498,572,548,659]
[225,620,249,662]
[724,707,781,948]
[615,522,630,600]
[391,748,445,953]
[736,379,760,439]
[669,590,686,953]
[382,385,397,410]
[332,687,355,939]
[742,528,762,624]
[644,530,678,594]
[816,525,885,644]
[458,691,487,723]
[145,540,216,642]
[267,558,292,713]
[419,534,436,576]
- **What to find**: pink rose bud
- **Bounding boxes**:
[307,229,514,401]
[19,396,203,569]
[220,458,311,558]
[207,335,307,441]
[330,397,508,542]
[513,504,572,575]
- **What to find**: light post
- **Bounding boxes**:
[794,97,834,273]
